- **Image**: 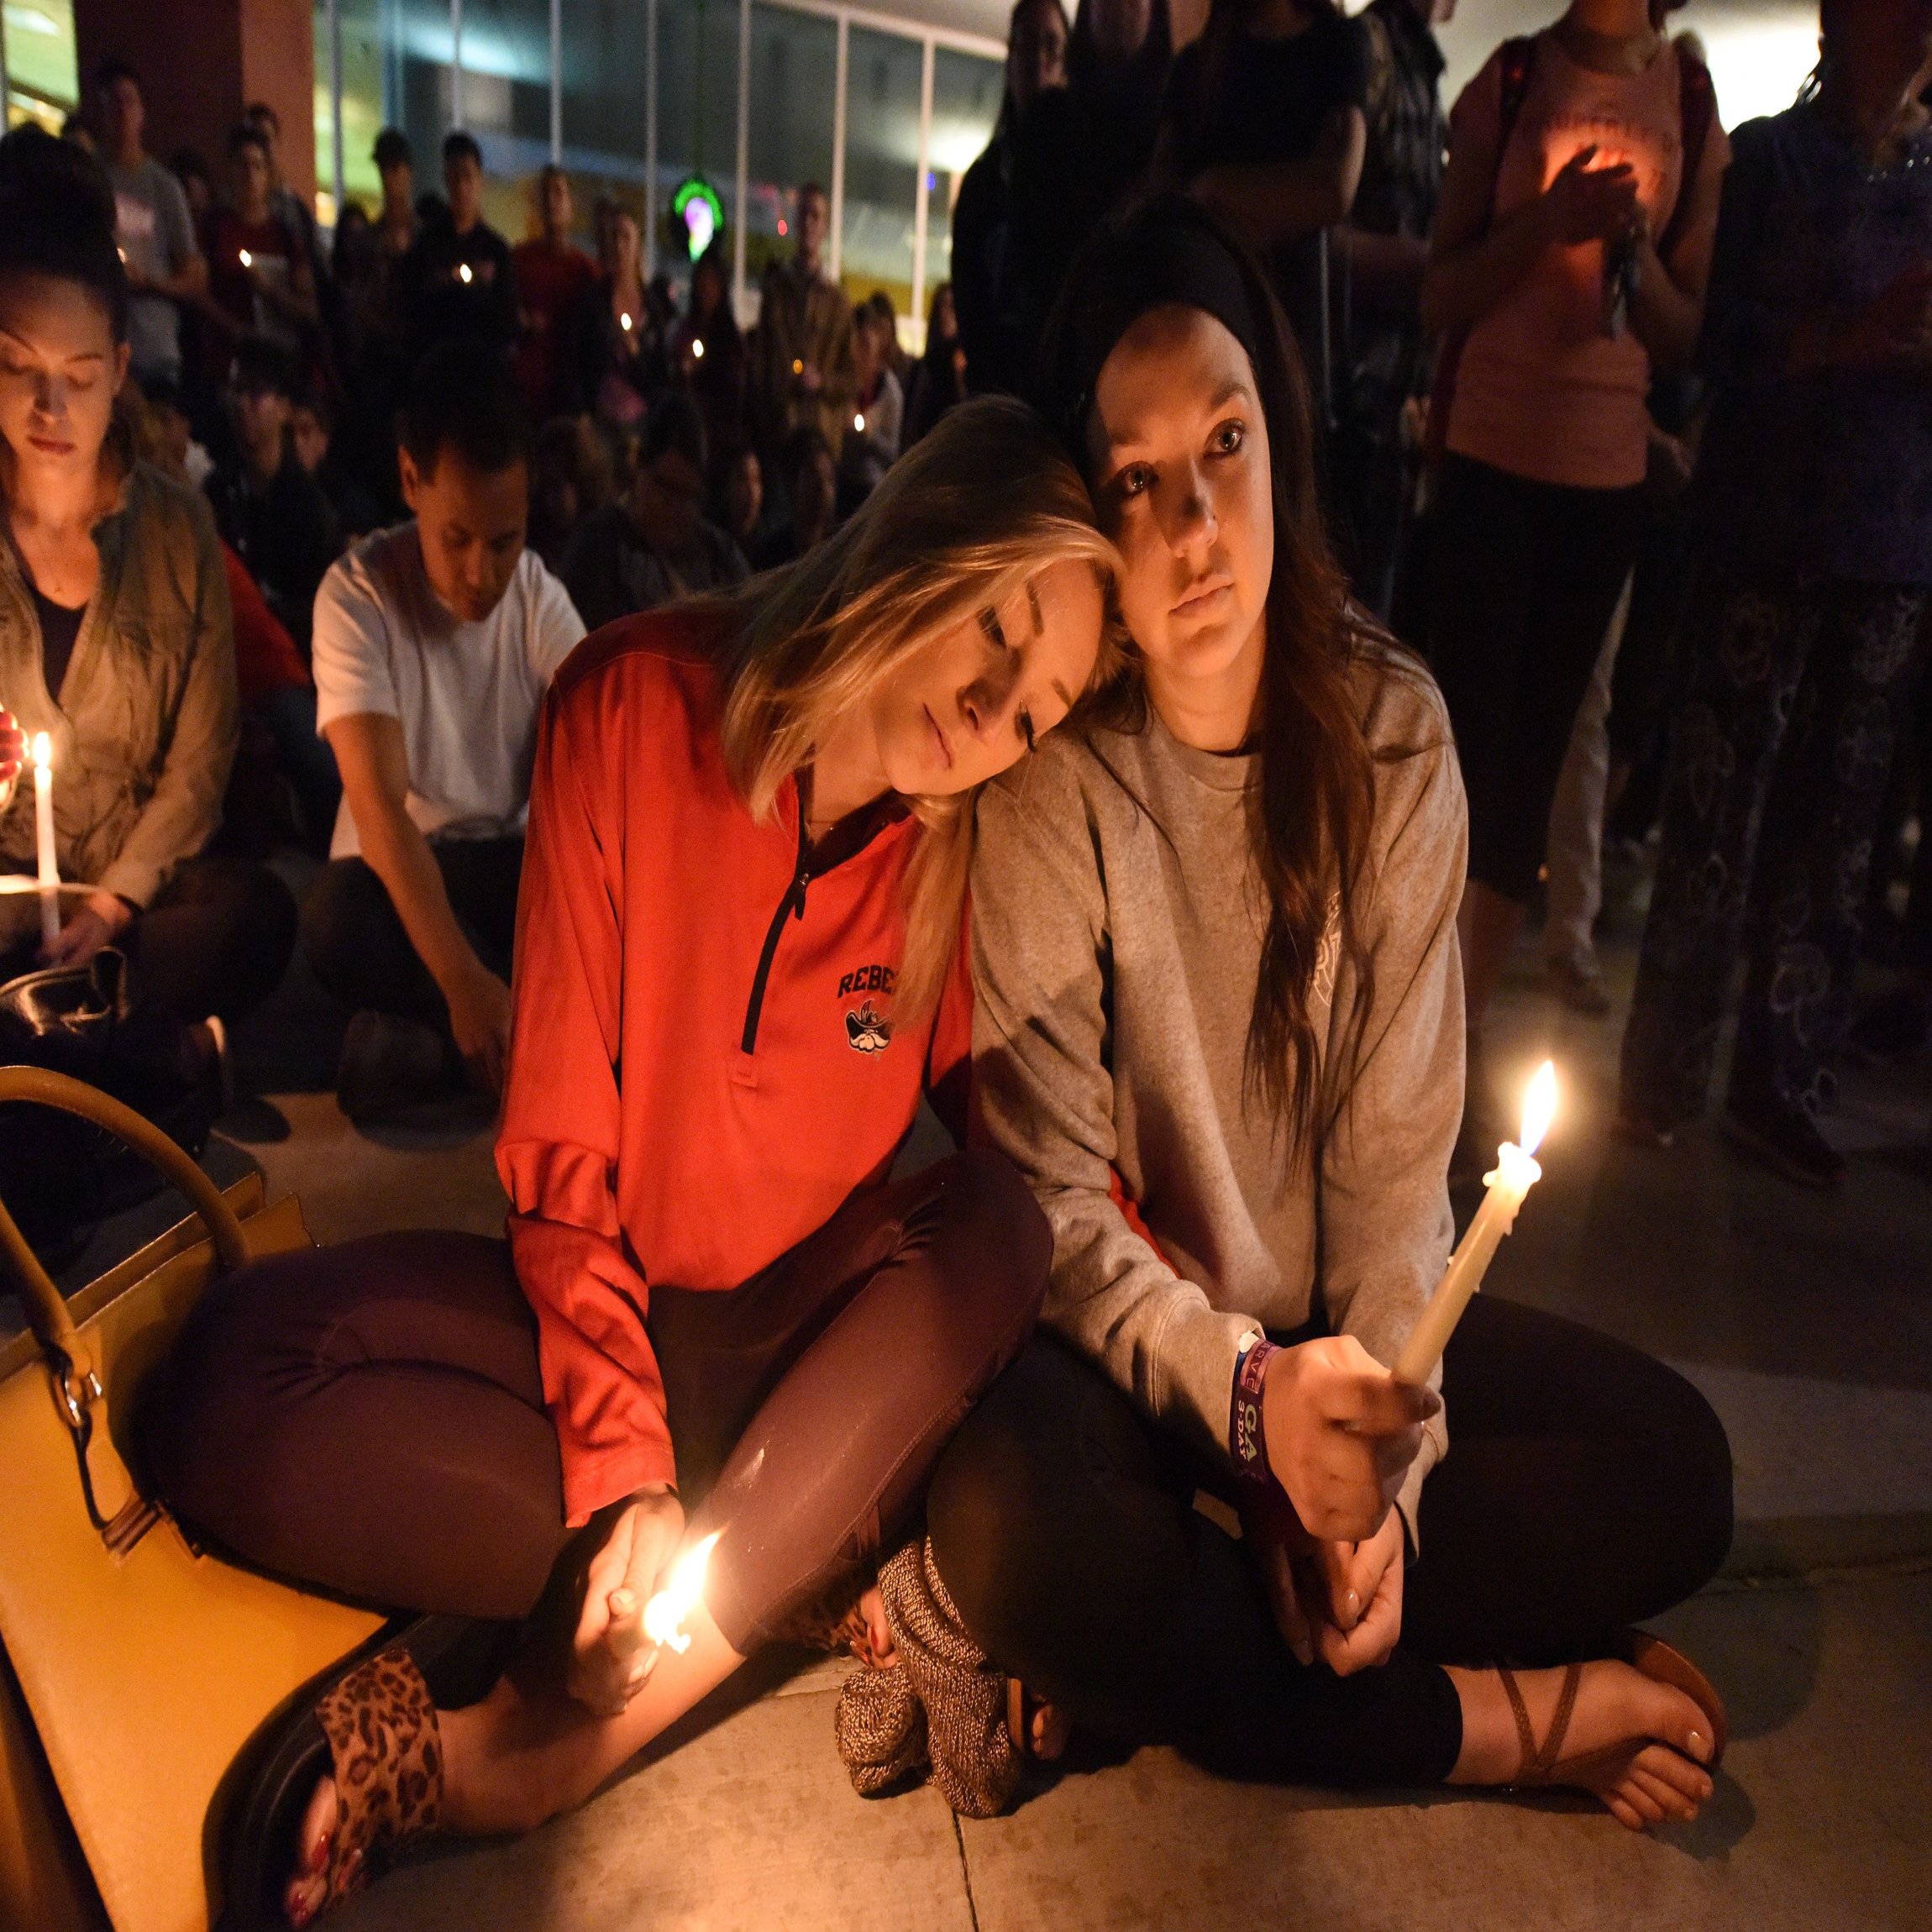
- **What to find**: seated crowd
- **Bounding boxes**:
[0,0,1928,1918]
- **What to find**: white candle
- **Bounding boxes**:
[642,1531,721,1656]
[1395,1061,1558,1384]
[33,731,58,947]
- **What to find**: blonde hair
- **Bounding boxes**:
[711,395,1122,1017]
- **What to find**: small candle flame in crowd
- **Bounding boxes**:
[853,412,866,433]
[239,249,253,268]
[619,311,633,332]
[642,1531,721,1655]
[691,338,705,360]
[458,262,474,284]
[792,358,804,375]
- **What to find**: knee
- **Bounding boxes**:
[1640,1364,1735,1599]
[927,1347,1072,1656]
[223,862,297,1014]
[299,860,382,996]
[140,1265,291,1529]
[928,1147,1052,1322]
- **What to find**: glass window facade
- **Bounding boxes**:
[838,24,921,322]
[559,0,653,265]
[310,0,1005,339]
[3,0,79,131]
[655,0,741,290]
[745,3,837,290]
[924,43,1001,327]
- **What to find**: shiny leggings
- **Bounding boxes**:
[144,1150,1047,1653]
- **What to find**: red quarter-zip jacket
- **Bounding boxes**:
[496,610,972,1524]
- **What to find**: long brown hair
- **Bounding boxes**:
[1042,197,1399,1157]
[708,395,1122,1019]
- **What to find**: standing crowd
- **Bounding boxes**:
[7,0,1929,1919]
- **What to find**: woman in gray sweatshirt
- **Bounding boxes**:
[924,197,1733,1828]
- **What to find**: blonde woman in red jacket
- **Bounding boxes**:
[149,396,1117,1925]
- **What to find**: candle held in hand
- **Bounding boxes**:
[33,732,58,947]
[1394,1061,1557,1384]
[642,1531,721,1655]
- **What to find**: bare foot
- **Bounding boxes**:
[857,1584,898,1668]
[283,1773,339,1927]
[1028,1696,1070,1761]
[1447,1659,1716,1832]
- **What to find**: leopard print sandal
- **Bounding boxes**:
[222,1620,475,1930]
[308,1646,445,1908]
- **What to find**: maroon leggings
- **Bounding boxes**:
[144,1150,1047,1651]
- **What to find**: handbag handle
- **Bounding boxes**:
[0,1064,252,1551]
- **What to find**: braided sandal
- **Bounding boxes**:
[1499,1633,1728,1791]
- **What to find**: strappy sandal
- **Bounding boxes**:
[1498,1632,1728,1793]
[221,1615,496,1929]
[1004,1677,1068,1761]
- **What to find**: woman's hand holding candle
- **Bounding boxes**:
[1261,1336,1441,1544]
[39,890,132,969]
[569,1485,685,1717]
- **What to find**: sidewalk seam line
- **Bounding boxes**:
[953,1811,982,1932]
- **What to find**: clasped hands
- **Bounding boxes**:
[568,1484,686,1716]
[1248,1336,1439,1677]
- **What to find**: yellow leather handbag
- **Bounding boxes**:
[0,1068,384,1932]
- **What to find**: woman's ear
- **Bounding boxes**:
[112,339,131,396]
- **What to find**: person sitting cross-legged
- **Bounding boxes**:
[301,339,585,1122]
[560,388,748,628]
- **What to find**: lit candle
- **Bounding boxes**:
[33,732,58,947]
[642,1531,721,1656]
[853,412,866,433]
[458,262,474,284]
[239,248,253,268]
[792,358,804,376]
[1395,1061,1558,1384]
[691,337,705,360]
[619,310,633,332]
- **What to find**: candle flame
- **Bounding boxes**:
[458,263,474,284]
[691,337,705,359]
[642,1530,721,1655]
[620,311,633,330]
[1519,1060,1557,1158]
[853,412,865,433]
[792,358,804,375]
[239,248,252,267]
[32,731,51,775]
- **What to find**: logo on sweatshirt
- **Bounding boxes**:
[846,999,894,1054]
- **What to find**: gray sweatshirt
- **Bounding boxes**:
[970,649,1465,1539]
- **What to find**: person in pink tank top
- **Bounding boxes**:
[1417,0,1729,1164]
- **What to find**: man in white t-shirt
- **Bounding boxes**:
[302,340,585,1121]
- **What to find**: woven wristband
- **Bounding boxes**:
[1230,1337,1279,1488]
